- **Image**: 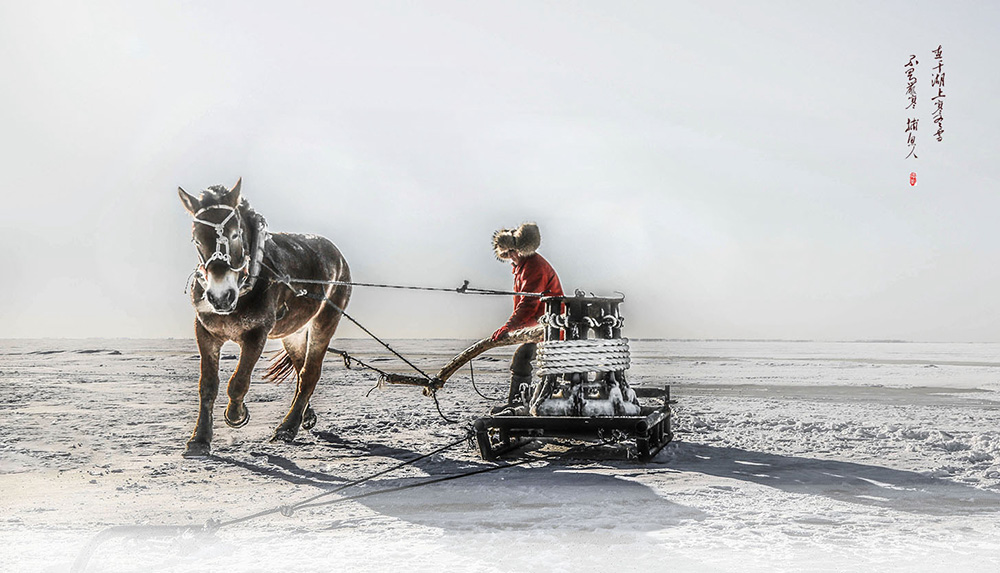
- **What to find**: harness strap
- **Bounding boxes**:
[239,218,268,295]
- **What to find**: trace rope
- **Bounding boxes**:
[214,432,474,528]
[71,433,532,573]
[333,346,494,416]
[262,260,459,424]
[299,290,435,381]
[261,261,433,380]
[274,276,548,298]
[325,346,397,393]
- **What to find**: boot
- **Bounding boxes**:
[490,343,536,415]
[507,373,532,406]
[490,373,533,415]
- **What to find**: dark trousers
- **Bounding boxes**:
[508,342,537,403]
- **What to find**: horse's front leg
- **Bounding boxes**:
[224,327,268,428]
[184,321,223,458]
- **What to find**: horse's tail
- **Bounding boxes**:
[264,350,296,385]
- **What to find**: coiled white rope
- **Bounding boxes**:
[535,338,631,376]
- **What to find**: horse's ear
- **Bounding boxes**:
[178,187,201,215]
[221,177,242,207]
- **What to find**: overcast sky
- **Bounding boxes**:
[2,1,999,341]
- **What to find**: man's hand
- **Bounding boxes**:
[491,325,510,342]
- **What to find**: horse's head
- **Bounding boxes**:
[178,178,251,315]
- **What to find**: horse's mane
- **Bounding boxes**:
[203,184,229,197]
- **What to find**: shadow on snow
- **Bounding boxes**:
[210,430,705,532]
[670,442,1000,516]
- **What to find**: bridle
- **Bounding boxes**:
[189,204,268,296]
[193,205,247,271]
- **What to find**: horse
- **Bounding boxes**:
[177,178,351,457]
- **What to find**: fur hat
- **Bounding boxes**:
[492,222,541,260]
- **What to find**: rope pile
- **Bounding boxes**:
[534,338,631,376]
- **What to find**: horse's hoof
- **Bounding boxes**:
[301,407,317,430]
[270,428,297,443]
[224,403,250,428]
[183,441,211,458]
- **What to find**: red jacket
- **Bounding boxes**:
[503,253,564,331]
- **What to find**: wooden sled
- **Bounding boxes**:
[470,294,674,461]
[473,386,674,461]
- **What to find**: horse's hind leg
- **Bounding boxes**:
[272,295,345,442]
[279,332,317,429]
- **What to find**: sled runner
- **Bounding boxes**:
[473,385,673,460]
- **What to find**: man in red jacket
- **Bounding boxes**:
[491,222,564,409]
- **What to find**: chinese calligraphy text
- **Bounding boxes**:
[904,55,919,159]
[931,45,945,141]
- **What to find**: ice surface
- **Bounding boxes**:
[1,339,999,572]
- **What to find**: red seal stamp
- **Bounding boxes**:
[909,172,917,186]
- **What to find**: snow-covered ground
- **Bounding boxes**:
[2,338,999,572]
